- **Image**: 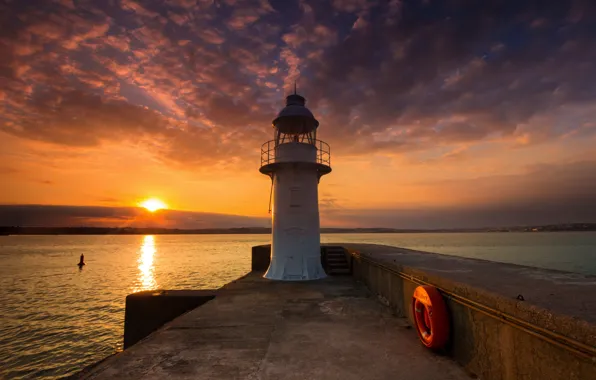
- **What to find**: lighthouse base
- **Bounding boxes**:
[264,251,326,281]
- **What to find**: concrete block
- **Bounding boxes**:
[124,290,216,349]
[251,245,271,272]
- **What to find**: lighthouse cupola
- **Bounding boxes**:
[259,91,331,281]
[272,94,319,145]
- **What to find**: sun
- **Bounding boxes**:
[139,198,168,212]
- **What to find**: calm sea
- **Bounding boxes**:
[1,232,595,379]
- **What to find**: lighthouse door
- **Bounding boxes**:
[289,187,301,209]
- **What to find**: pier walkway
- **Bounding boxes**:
[81,272,470,379]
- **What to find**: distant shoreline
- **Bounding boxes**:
[1,224,595,235]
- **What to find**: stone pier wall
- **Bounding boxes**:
[124,290,216,349]
[343,243,596,380]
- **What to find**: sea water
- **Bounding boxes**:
[1,232,595,378]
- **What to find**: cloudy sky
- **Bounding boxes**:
[1,0,596,229]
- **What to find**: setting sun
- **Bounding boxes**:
[139,198,168,212]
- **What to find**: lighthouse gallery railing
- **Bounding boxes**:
[260,140,331,167]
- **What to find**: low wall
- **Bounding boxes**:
[124,289,216,349]
[251,244,271,271]
[343,243,596,380]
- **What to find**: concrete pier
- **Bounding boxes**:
[79,243,596,380]
[80,272,469,379]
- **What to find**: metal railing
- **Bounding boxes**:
[260,139,331,167]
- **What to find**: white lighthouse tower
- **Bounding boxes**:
[260,91,331,281]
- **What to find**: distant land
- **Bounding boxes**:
[1,224,595,235]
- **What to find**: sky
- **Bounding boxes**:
[1,0,596,229]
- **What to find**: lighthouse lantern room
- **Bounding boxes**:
[259,92,331,281]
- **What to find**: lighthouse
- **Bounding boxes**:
[259,92,331,281]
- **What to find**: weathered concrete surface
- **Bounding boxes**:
[124,290,216,349]
[342,243,596,380]
[82,273,470,380]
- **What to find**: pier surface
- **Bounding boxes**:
[82,272,469,379]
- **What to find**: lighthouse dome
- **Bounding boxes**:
[273,94,319,134]
[275,104,317,120]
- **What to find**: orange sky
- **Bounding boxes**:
[2,0,596,228]
[2,124,596,228]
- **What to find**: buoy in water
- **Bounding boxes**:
[78,254,85,267]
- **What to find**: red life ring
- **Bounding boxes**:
[412,285,450,349]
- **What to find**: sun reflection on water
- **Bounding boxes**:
[135,235,157,292]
